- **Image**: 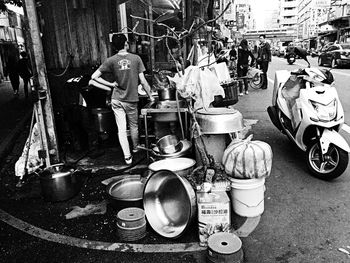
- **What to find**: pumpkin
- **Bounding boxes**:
[222,135,273,179]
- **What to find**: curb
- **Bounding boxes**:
[0,110,32,164]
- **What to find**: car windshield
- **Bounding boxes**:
[340,44,350,50]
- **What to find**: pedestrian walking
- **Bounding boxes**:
[91,34,155,165]
[17,51,32,98]
[7,49,20,97]
[229,44,237,71]
[237,39,255,96]
[257,34,271,89]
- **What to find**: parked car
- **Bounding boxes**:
[317,43,350,68]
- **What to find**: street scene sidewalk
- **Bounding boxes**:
[1,58,350,263]
[2,0,350,262]
[0,80,32,166]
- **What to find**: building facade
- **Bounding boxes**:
[0,9,25,81]
[279,0,298,35]
[297,0,331,49]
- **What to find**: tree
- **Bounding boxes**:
[0,0,22,12]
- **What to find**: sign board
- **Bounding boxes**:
[312,0,331,7]
[236,13,245,30]
[236,3,249,13]
[223,0,235,20]
[225,20,236,27]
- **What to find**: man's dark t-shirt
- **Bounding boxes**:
[98,53,145,102]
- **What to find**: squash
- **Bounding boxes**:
[222,135,273,179]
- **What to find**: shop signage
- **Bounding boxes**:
[236,13,245,30]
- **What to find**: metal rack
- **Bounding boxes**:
[140,107,189,161]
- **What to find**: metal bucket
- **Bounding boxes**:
[91,108,115,133]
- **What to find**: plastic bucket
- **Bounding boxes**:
[229,177,265,217]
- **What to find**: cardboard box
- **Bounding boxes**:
[197,191,231,246]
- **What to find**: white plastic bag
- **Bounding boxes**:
[15,123,43,178]
[171,66,225,110]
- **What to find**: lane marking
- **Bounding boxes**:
[0,208,206,253]
[234,216,261,237]
[0,208,260,253]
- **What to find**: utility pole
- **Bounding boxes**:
[22,0,60,165]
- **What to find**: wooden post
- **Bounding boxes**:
[23,0,60,165]
[148,1,155,72]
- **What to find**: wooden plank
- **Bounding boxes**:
[41,1,59,69]
[23,0,60,164]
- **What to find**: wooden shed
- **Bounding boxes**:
[37,0,117,70]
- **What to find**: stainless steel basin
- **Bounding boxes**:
[143,170,196,239]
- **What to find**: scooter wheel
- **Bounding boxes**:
[248,73,263,90]
[306,141,349,180]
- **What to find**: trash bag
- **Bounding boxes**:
[171,66,225,110]
[15,123,43,178]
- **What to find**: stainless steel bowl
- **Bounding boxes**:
[106,177,145,209]
[156,135,181,154]
[143,170,196,239]
[195,108,244,134]
[148,157,196,177]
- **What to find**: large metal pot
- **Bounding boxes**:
[148,157,196,177]
[106,176,145,209]
[157,88,176,101]
[143,170,196,238]
[195,108,244,134]
[39,163,81,202]
[152,100,187,123]
[91,107,116,133]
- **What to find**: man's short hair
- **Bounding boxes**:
[259,34,266,39]
[112,34,127,51]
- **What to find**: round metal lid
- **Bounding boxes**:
[117,207,145,222]
[207,232,242,254]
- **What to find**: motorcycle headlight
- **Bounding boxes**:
[309,99,337,121]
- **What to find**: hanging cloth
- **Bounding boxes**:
[187,42,203,66]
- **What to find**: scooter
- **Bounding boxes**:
[267,53,350,180]
[286,53,296,65]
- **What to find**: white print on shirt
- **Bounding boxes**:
[118,59,131,70]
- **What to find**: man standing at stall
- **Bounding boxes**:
[91,34,155,165]
[257,34,271,89]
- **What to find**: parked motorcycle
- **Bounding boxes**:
[267,52,349,180]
